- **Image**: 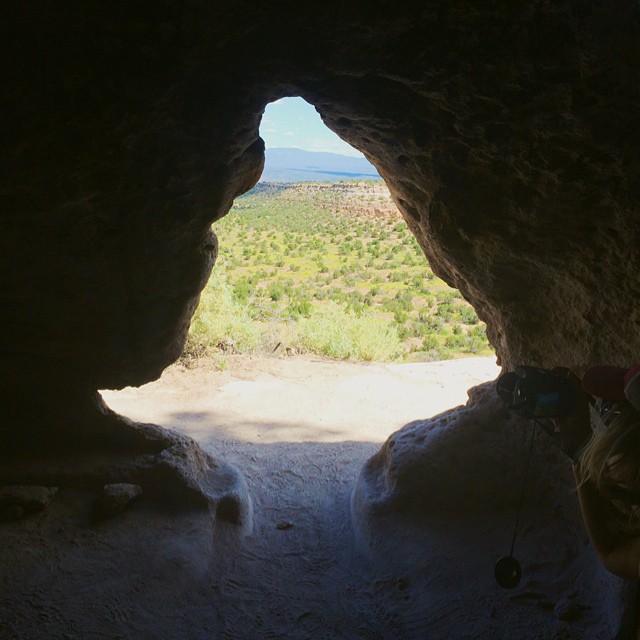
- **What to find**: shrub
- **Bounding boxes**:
[268,282,285,301]
[445,333,466,349]
[234,277,255,302]
[395,289,414,311]
[465,325,490,354]
[459,305,479,324]
[288,295,313,319]
[393,309,408,324]
[314,289,328,300]
[422,335,439,351]
[410,321,429,337]
[294,302,402,361]
[436,303,454,321]
[183,270,260,358]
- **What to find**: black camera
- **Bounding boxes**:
[496,366,574,419]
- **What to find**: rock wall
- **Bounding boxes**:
[351,383,634,637]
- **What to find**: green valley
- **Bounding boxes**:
[184,181,493,364]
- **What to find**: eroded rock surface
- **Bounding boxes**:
[0,486,58,522]
[352,383,635,638]
[0,486,248,640]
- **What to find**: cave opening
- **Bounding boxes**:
[103,95,499,443]
[101,93,501,479]
[183,95,495,370]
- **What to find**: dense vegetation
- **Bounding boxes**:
[184,182,493,364]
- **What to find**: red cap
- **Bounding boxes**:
[582,363,640,410]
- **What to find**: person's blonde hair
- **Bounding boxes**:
[578,400,640,518]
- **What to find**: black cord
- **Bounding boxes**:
[509,421,537,557]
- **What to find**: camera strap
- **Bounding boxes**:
[509,421,536,558]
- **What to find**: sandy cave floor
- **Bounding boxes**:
[10,355,606,639]
[3,355,628,639]
[101,355,505,639]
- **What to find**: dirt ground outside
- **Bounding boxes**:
[102,354,501,447]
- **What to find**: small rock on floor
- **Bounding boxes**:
[99,483,143,517]
[0,485,58,522]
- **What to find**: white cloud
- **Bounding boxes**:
[285,131,295,136]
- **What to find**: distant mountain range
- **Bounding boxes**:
[260,147,382,183]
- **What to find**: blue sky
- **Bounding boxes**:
[260,97,363,158]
